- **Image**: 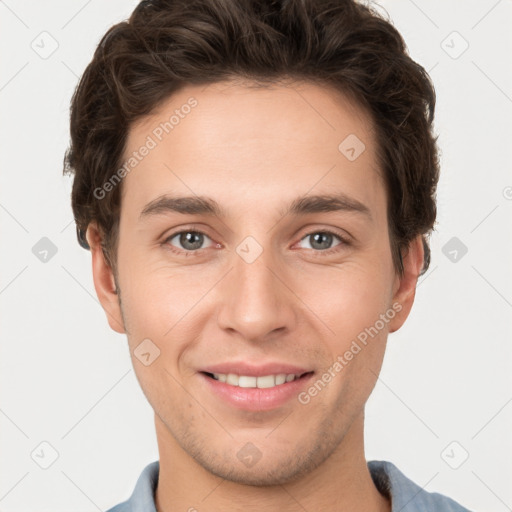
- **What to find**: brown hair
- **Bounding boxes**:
[63,0,439,277]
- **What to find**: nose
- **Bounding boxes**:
[215,247,297,342]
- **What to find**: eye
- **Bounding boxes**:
[164,229,216,255]
[296,230,348,253]
[162,228,350,257]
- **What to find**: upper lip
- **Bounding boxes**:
[200,362,313,377]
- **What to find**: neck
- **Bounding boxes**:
[154,411,390,512]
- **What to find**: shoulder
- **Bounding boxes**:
[105,503,129,512]
[368,460,474,512]
[104,460,160,512]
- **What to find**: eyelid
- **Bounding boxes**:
[161,223,213,241]
[297,225,352,242]
[162,225,352,256]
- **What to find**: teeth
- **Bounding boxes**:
[239,375,257,387]
[210,372,300,388]
[275,374,286,385]
[226,373,239,386]
[256,375,275,388]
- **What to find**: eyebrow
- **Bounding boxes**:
[139,192,372,221]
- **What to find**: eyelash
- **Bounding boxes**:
[162,227,351,258]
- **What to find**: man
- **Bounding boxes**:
[63,0,473,510]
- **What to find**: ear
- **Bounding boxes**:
[86,222,126,334]
[388,235,425,334]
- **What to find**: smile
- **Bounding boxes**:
[206,372,307,388]
[200,371,315,411]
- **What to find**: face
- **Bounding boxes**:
[89,80,423,486]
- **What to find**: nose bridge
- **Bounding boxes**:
[216,238,295,340]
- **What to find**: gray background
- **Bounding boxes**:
[1,0,511,510]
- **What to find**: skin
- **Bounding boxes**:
[87,79,424,512]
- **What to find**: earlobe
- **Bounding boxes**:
[388,235,425,334]
[86,223,126,334]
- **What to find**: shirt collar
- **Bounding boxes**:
[111,459,471,512]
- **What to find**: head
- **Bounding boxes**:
[64,0,438,486]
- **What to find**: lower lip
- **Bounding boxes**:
[199,372,315,411]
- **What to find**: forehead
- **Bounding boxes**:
[120,79,384,220]
[129,78,375,149]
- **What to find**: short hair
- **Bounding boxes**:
[63,0,439,277]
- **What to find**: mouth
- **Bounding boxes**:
[201,371,314,389]
[199,370,316,411]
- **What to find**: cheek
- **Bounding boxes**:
[117,257,215,362]
[314,270,391,406]
[297,261,392,341]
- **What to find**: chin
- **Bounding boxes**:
[206,460,313,487]
[191,435,333,487]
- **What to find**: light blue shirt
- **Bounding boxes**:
[106,459,473,511]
